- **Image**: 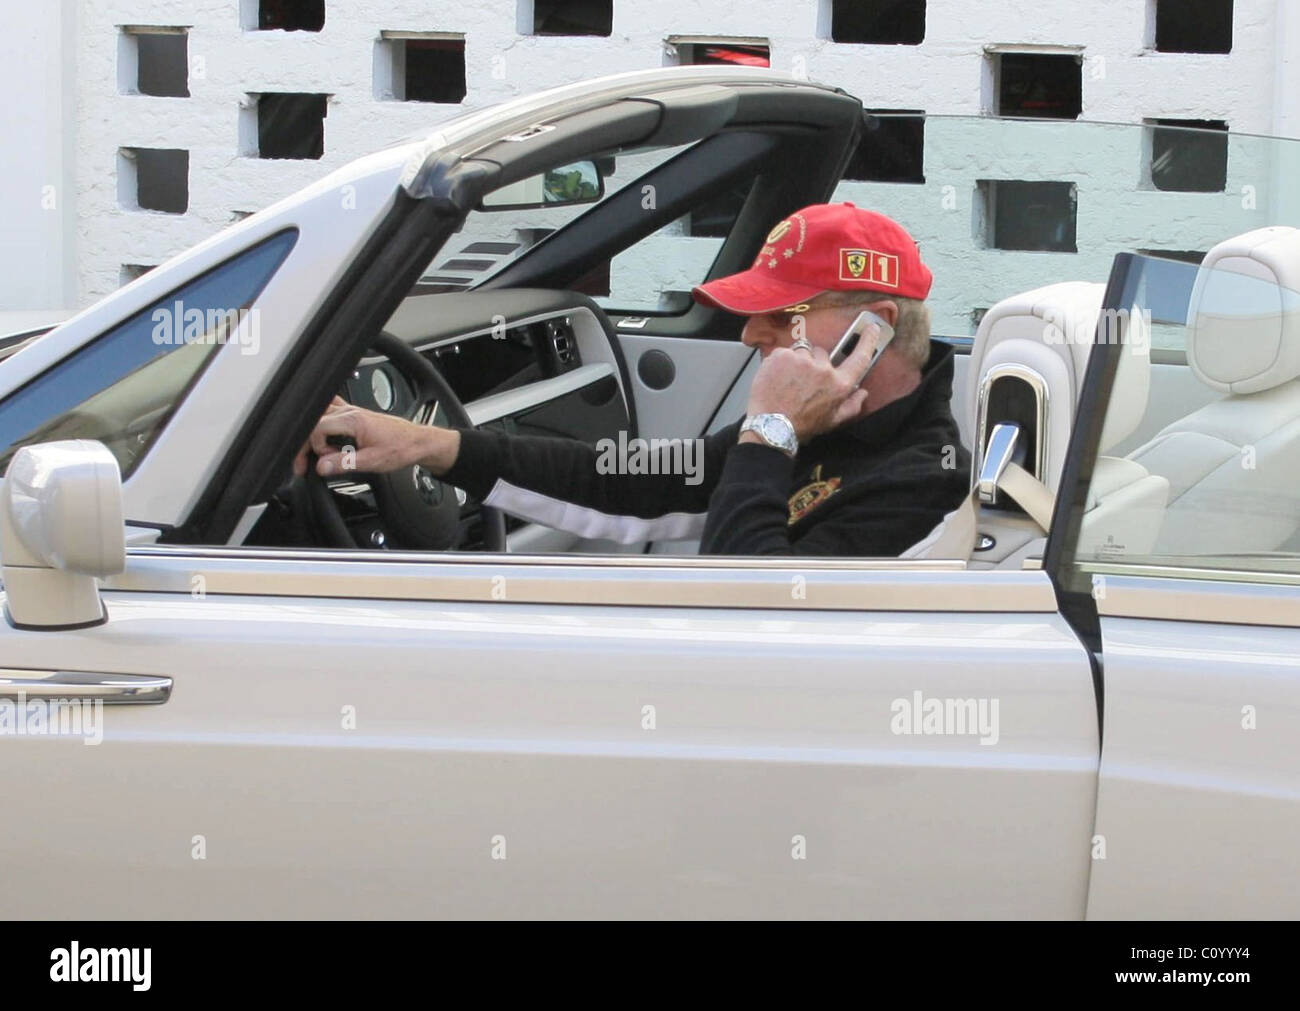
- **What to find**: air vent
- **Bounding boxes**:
[547,318,578,367]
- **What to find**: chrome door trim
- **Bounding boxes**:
[107,546,1059,612]
[0,669,173,704]
[1092,572,1300,628]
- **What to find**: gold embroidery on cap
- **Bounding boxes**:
[766,220,792,243]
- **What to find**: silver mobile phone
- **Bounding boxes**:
[829,309,895,383]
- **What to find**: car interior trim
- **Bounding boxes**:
[465,363,616,426]
[482,479,708,545]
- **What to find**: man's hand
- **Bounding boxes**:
[292,396,461,478]
[743,323,880,442]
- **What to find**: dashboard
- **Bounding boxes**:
[326,289,635,548]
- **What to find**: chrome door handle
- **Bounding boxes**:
[0,669,172,704]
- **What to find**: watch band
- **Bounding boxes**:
[741,413,798,458]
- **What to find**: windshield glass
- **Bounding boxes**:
[1072,252,1300,578]
[0,230,297,479]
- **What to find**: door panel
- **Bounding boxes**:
[615,332,754,440]
[0,554,1098,918]
[1087,579,1300,919]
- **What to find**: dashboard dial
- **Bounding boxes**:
[370,368,395,411]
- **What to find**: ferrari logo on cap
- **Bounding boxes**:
[839,248,900,288]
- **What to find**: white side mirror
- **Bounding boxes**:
[0,440,125,628]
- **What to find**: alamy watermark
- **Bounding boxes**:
[1042,306,1151,354]
[151,301,260,356]
[0,692,103,745]
[890,690,1000,746]
[50,942,150,991]
[595,431,705,486]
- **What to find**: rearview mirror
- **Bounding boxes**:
[480,159,605,211]
[0,440,125,629]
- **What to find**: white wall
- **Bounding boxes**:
[0,0,77,310]
[2,0,1298,314]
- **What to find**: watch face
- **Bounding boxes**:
[766,416,791,440]
[755,415,794,451]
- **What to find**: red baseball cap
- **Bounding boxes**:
[692,202,933,314]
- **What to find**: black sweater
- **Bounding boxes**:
[444,340,971,557]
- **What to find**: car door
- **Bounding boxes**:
[1054,251,1300,920]
[0,544,1098,919]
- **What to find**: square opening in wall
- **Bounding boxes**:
[829,0,926,45]
[979,180,1077,252]
[532,1,613,37]
[119,148,189,213]
[1155,0,1232,54]
[249,0,325,32]
[254,93,328,159]
[996,52,1081,119]
[377,34,466,102]
[670,39,770,67]
[1145,119,1229,192]
[121,28,189,97]
[842,111,925,183]
[119,264,157,286]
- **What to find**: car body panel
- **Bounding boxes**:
[1086,576,1300,919]
[0,555,1097,918]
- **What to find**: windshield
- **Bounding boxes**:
[416,115,1300,339]
[0,231,297,479]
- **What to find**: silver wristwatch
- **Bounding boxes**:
[740,413,798,458]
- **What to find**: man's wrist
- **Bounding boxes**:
[415,426,460,475]
[739,413,798,457]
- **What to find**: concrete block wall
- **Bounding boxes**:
[4,0,1299,324]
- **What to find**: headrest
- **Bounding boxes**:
[1188,226,1300,394]
[969,281,1150,489]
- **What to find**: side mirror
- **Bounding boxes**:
[479,159,605,211]
[0,440,125,629]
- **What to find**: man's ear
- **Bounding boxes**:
[867,300,900,328]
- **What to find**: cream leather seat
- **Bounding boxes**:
[1126,227,1300,557]
[906,281,1167,565]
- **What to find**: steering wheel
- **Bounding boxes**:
[304,331,507,552]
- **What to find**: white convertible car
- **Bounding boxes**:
[1,68,1297,919]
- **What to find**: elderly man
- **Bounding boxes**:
[296,202,970,556]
